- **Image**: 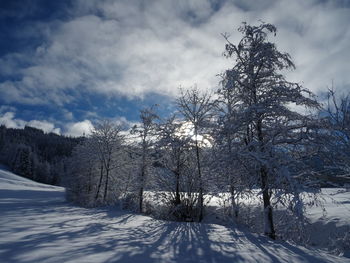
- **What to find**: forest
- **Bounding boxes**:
[0,125,80,185]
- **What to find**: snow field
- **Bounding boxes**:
[0,168,348,263]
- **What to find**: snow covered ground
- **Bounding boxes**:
[206,189,350,254]
[0,167,349,263]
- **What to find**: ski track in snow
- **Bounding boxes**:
[0,167,348,263]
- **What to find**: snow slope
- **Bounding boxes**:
[0,168,348,263]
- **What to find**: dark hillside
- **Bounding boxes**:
[0,125,81,185]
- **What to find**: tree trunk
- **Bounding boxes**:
[139,184,144,213]
[230,184,238,218]
[103,168,109,202]
[103,155,111,203]
[139,165,145,213]
[174,169,181,206]
[195,134,203,222]
[257,119,275,239]
[95,163,104,200]
[228,134,238,218]
[261,166,276,239]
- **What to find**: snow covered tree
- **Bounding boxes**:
[221,22,320,239]
[177,87,215,222]
[90,120,125,203]
[322,88,350,177]
[153,115,201,220]
[156,116,188,205]
[66,140,98,207]
[131,106,159,213]
[213,81,250,219]
[66,120,126,207]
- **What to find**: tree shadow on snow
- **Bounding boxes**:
[0,188,344,263]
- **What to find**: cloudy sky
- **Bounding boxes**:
[0,0,349,136]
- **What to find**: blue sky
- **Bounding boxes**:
[0,0,350,136]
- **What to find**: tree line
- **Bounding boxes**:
[65,22,350,241]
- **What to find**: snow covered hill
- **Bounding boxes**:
[0,167,348,263]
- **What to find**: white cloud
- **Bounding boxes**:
[27,120,61,134]
[0,0,349,107]
[64,120,94,137]
[0,111,97,137]
[0,112,61,134]
[0,112,26,129]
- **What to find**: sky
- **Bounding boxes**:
[0,0,349,136]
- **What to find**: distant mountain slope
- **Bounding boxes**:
[0,125,81,186]
[0,168,347,263]
[0,165,63,191]
[0,165,34,183]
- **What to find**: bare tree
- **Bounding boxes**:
[91,120,124,203]
[320,87,350,178]
[66,120,125,207]
[131,106,159,213]
[177,86,215,222]
[153,115,202,220]
[156,116,188,205]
